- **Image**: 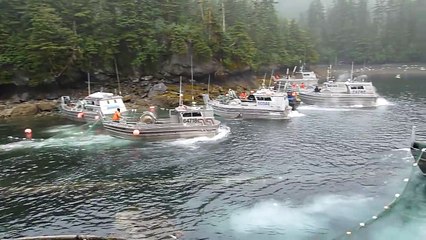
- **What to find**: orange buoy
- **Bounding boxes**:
[133,129,140,136]
[24,129,32,140]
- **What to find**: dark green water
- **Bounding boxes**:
[0,72,425,239]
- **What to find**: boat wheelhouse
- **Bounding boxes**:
[203,85,292,120]
[60,92,127,123]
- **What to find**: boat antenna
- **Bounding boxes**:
[87,72,91,95]
[207,74,211,95]
[179,76,183,106]
[190,53,195,105]
[262,73,267,89]
[292,66,297,76]
[268,69,274,88]
[113,57,121,95]
[410,126,416,146]
[327,65,331,82]
[350,61,354,81]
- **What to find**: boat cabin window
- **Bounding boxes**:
[256,97,272,101]
[247,95,255,101]
[351,86,365,90]
[182,112,202,117]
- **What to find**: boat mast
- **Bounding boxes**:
[350,61,354,81]
[87,72,91,95]
[207,74,211,95]
[327,65,332,82]
[268,69,274,88]
[190,52,195,105]
[179,76,183,106]
[113,57,121,95]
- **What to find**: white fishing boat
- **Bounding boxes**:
[202,81,292,120]
[272,64,319,89]
[60,92,127,123]
[299,63,379,107]
[102,78,222,140]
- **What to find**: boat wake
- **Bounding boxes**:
[42,124,79,134]
[376,97,394,106]
[0,133,130,152]
[289,111,305,118]
[297,105,352,112]
[166,125,231,149]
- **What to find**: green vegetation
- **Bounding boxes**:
[304,0,426,64]
[0,0,316,86]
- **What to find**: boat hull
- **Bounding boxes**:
[59,106,101,123]
[209,104,291,120]
[102,121,221,140]
[299,93,378,107]
[411,141,426,175]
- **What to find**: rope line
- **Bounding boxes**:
[333,150,422,239]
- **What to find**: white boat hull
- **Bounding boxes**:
[103,120,221,140]
[209,103,291,120]
[299,93,378,107]
[59,106,101,123]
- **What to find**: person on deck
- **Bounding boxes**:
[112,108,121,122]
[239,91,247,100]
[314,86,321,93]
[300,82,305,89]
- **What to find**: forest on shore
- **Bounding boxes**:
[0,0,425,87]
[303,0,426,64]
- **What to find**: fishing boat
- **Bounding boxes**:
[202,81,292,120]
[272,64,319,88]
[299,81,378,107]
[299,63,379,107]
[410,127,426,175]
[59,92,127,123]
[101,78,222,140]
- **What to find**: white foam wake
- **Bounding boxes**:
[289,111,305,118]
[167,125,231,149]
[1,133,130,152]
[43,124,79,134]
[376,97,394,106]
[298,105,352,112]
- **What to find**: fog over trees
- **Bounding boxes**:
[301,0,426,64]
[0,0,425,87]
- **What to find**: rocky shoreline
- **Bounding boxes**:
[0,74,260,119]
[2,63,425,120]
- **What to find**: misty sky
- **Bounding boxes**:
[276,0,334,19]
